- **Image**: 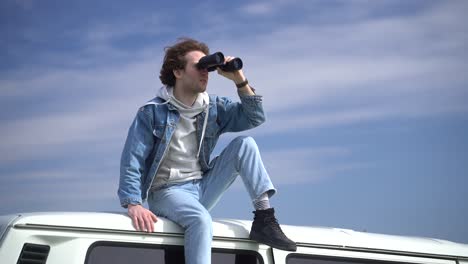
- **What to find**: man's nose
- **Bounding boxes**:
[199,68,209,75]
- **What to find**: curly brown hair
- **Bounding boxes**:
[159,38,210,87]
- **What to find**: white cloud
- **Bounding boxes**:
[0,168,120,212]
[0,58,162,163]
[257,107,390,135]
[225,145,369,187]
[1,0,467,166]
[14,0,34,10]
[81,14,169,46]
[208,0,468,128]
[241,2,275,15]
[239,0,305,16]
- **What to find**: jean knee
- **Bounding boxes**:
[187,209,212,234]
[234,136,258,151]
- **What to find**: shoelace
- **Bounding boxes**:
[264,215,285,234]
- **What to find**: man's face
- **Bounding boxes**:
[174,50,209,94]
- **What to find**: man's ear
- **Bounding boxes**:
[173,69,182,79]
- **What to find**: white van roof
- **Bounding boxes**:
[4,212,468,259]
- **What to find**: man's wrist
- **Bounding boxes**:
[232,71,246,85]
[235,79,248,89]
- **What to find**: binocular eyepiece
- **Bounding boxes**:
[196,52,243,72]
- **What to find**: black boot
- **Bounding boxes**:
[249,208,297,251]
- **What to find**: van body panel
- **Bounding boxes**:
[0,214,20,247]
[281,225,468,259]
[274,247,459,264]
[7,212,255,239]
[1,212,467,264]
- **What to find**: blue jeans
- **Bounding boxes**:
[148,136,276,264]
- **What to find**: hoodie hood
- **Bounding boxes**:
[153,86,210,158]
[156,86,209,109]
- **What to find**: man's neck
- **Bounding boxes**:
[173,86,198,107]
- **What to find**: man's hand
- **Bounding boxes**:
[217,56,255,96]
[217,56,246,84]
[128,204,158,233]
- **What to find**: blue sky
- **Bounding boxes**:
[1,0,467,244]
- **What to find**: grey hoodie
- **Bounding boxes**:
[150,86,209,189]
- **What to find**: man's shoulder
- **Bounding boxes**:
[145,96,165,105]
[137,97,168,115]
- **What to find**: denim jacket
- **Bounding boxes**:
[118,93,265,208]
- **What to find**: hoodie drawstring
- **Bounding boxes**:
[197,106,209,158]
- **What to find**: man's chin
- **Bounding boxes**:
[198,85,207,93]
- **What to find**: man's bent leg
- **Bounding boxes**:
[199,136,297,252]
[148,182,212,264]
[199,136,276,211]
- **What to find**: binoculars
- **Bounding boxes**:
[196,52,243,72]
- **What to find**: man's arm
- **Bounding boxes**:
[118,107,158,232]
[216,56,266,133]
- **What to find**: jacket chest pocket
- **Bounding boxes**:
[152,125,165,144]
[202,120,220,153]
[204,121,219,138]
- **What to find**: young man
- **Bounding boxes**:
[118,38,296,263]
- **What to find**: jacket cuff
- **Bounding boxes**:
[239,94,263,106]
[120,197,143,208]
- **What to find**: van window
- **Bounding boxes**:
[86,242,262,264]
[287,255,412,264]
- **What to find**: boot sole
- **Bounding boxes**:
[249,233,297,252]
